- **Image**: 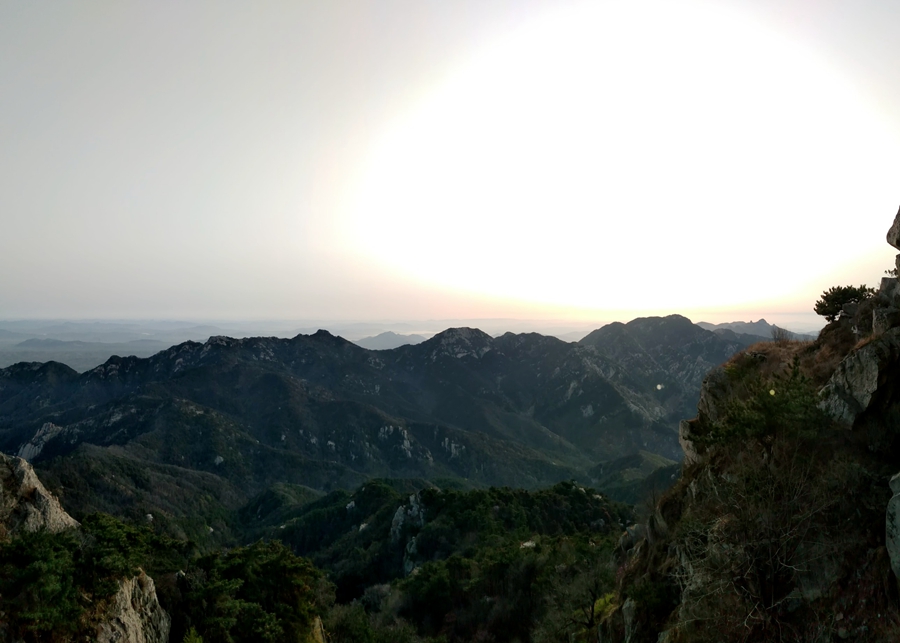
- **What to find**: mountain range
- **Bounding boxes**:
[696,318,818,341]
[0,314,770,540]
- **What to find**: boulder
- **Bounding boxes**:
[818,327,900,426]
[96,571,171,643]
[887,205,900,251]
[0,451,79,537]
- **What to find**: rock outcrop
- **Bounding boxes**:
[96,571,171,643]
[0,451,79,537]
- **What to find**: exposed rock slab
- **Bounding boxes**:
[0,451,79,536]
[96,571,171,643]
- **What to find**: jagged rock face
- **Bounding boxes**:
[96,571,171,643]
[0,451,78,537]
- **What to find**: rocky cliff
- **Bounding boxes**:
[0,451,78,537]
[604,206,900,643]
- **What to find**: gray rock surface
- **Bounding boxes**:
[96,571,171,643]
[0,451,79,536]
[818,328,900,425]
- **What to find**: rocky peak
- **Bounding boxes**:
[0,451,79,537]
[308,329,353,345]
[96,570,171,643]
[423,327,494,359]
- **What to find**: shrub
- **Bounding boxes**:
[696,361,828,456]
[770,325,793,343]
[814,284,874,322]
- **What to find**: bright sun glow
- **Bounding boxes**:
[342,0,899,314]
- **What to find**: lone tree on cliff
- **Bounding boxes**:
[814,284,875,322]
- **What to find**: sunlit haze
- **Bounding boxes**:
[2,0,899,332]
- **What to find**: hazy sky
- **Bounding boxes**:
[2,0,899,327]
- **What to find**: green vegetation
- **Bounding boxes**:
[0,481,634,643]
[813,284,874,322]
[0,514,191,642]
[0,530,81,641]
[698,360,828,455]
[177,540,324,643]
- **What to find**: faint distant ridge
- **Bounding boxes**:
[354,331,426,350]
[696,318,818,342]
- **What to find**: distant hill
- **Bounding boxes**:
[354,331,427,350]
[697,318,818,341]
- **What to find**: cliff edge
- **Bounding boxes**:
[605,206,900,643]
